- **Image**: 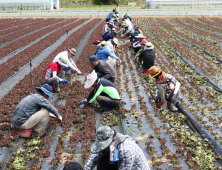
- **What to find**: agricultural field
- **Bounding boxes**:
[1,16,222,170]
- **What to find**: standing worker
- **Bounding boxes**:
[12,84,62,137]
[115,4,119,15]
[44,57,69,92]
[88,55,117,83]
[148,66,181,112]
[53,48,81,74]
[79,71,121,113]
[84,126,150,170]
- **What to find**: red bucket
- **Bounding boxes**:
[17,128,32,138]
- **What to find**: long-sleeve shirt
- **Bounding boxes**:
[93,60,117,82]
[84,137,150,170]
[12,93,60,127]
[86,78,121,104]
[97,48,120,61]
[95,42,113,55]
[124,25,134,36]
[155,74,179,96]
[107,12,114,21]
[53,51,76,71]
[103,33,113,41]
[102,24,110,36]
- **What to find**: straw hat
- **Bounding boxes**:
[135,34,146,39]
[84,70,98,89]
[69,48,76,55]
[148,66,161,78]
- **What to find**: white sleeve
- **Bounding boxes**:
[174,82,181,94]
[53,71,63,81]
[67,59,76,71]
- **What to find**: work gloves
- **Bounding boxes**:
[79,99,87,105]
[62,79,68,84]
[79,104,85,109]
[58,115,63,122]
[49,113,62,123]
[79,99,88,109]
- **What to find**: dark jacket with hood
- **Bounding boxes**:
[138,49,155,70]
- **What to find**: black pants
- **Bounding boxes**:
[97,155,118,170]
[134,46,141,54]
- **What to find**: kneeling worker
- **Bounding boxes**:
[148,66,181,112]
[84,126,150,170]
[88,55,117,83]
[79,70,121,112]
[12,84,62,136]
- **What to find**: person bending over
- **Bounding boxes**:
[53,48,81,74]
[44,57,68,92]
[88,55,117,83]
[148,66,181,112]
[79,70,121,112]
[84,126,150,170]
[12,84,62,137]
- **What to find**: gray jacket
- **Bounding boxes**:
[93,60,117,82]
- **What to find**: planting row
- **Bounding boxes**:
[155,18,222,62]
[0,19,86,85]
[0,18,46,36]
[143,18,222,84]
[0,18,38,30]
[0,18,101,169]
[134,18,222,168]
[141,18,222,139]
[0,19,65,46]
[0,19,69,58]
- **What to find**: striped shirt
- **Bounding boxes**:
[155,73,178,96]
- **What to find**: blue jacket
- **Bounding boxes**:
[97,48,120,61]
[107,12,113,20]
[103,33,113,41]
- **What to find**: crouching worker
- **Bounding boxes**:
[148,66,181,112]
[138,42,155,74]
[84,126,150,170]
[53,48,82,75]
[79,70,121,112]
[63,162,83,170]
[12,84,62,137]
[88,55,117,83]
[44,56,69,92]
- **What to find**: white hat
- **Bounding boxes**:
[135,34,146,39]
[57,56,68,67]
[113,38,119,45]
[84,70,98,89]
[111,28,116,31]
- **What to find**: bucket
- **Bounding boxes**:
[17,128,32,138]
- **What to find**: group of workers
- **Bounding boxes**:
[11,9,181,170]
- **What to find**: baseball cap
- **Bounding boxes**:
[88,55,98,63]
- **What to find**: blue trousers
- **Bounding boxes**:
[62,66,71,73]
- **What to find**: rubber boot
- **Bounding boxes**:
[161,102,168,111]
[169,103,178,112]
